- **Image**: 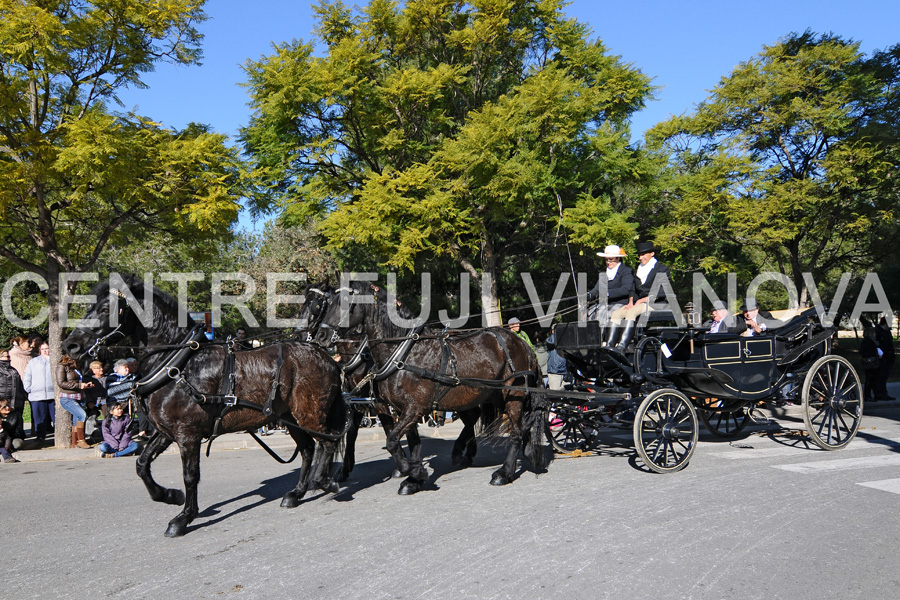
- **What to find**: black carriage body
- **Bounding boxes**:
[546,307,862,473]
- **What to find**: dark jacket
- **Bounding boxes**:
[633,261,671,303]
[0,361,27,411]
[81,374,107,405]
[56,362,82,396]
[588,265,635,306]
[860,336,880,372]
[1,412,22,450]
[545,334,568,375]
[876,326,896,361]
[703,315,745,334]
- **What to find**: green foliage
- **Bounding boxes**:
[243,0,653,318]
[647,31,900,299]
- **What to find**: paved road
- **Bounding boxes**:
[3,403,900,600]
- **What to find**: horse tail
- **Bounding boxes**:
[477,402,499,437]
[524,380,550,473]
[326,378,348,458]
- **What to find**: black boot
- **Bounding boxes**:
[602,323,620,348]
[614,321,636,354]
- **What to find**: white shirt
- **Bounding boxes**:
[606,262,621,281]
[635,257,657,285]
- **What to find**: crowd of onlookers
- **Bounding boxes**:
[0,333,151,464]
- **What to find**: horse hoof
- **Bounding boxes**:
[281,494,302,508]
[164,521,187,538]
[391,468,405,479]
[323,481,339,494]
[451,454,473,468]
[398,481,422,495]
[490,473,511,486]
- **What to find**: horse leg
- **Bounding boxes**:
[491,400,524,486]
[336,408,364,483]
[281,430,316,508]
[135,433,183,506]
[451,408,480,468]
[378,411,409,479]
[308,439,340,494]
[164,438,202,537]
[384,412,428,495]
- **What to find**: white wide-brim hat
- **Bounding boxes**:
[597,244,627,258]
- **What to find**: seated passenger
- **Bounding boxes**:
[587,244,634,327]
[704,300,744,334]
[609,241,671,352]
[739,298,782,336]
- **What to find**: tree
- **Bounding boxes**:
[0,1,244,447]
[242,0,652,325]
[647,31,900,304]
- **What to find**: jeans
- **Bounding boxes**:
[59,397,86,425]
[29,399,55,440]
[98,441,139,457]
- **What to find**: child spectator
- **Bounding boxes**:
[105,359,135,408]
[1,399,22,463]
[98,401,138,458]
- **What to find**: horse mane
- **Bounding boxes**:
[93,276,194,339]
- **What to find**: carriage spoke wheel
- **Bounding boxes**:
[633,389,698,473]
[698,399,750,438]
[801,355,863,450]
[545,401,596,453]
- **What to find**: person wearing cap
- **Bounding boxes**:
[608,240,671,352]
[587,244,635,328]
[739,298,781,336]
[703,300,744,334]
[507,317,534,351]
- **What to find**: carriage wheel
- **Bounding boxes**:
[633,389,698,473]
[545,401,596,453]
[698,400,750,438]
[801,355,863,450]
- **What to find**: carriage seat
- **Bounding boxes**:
[768,308,801,322]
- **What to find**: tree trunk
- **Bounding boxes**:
[47,260,72,449]
[457,242,502,328]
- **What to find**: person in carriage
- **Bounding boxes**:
[607,240,671,352]
[703,300,745,334]
[587,244,634,329]
[739,298,783,336]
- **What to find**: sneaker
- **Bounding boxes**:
[1,455,19,463]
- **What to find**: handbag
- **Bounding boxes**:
[860,355,880,370]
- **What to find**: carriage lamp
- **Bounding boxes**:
[684,302,700,327]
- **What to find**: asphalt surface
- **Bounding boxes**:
[3,386,900,600]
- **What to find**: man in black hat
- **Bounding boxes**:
[739,298,781,336]
[608,240,671,352]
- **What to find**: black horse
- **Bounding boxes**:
[313,281,547,494]
[63,278,346,537]
[297,283,484,483]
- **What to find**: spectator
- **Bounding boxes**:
[859,326,881,402]
[0,399,22,462]
[507,317,534,351]
[98,401,139,458]
[27,334,43,357]
[8,336,32,378]
[0,348,28,439]
[23,342,55,444]
[83,360,109,418]
[875,317,896,402]
[545,329,569,391]
[56,354,93,449]
[233,327,253,351]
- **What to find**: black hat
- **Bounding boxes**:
[635,241,657,255]
[740,298,758,312]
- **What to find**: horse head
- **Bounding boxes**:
[295,281,336,342]
[62,275,187,363]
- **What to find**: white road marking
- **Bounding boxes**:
[857,478,900,494]
[773,454,900,474]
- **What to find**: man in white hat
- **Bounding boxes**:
[587,244,635,336]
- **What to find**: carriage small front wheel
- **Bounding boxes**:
[545,401,597,453]
[633,389,699,473]
[801,355,863,450]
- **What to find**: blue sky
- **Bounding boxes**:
[116,0,900,224]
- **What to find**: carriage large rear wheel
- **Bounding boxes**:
[801,355,863,450]
[633,389,699,473]
[545,401,597,453]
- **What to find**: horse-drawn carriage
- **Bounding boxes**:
[545,306,863,472]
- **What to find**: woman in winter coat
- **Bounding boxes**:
[23,343,55,443]
[57,354,93,448]
[8,336,32,378]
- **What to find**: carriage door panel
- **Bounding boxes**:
[739,338,776,395]
[703,340,745,396]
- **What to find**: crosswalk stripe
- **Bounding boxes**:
[857,478,900,494]
[772,455,900,474]
[710,437,900,460]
